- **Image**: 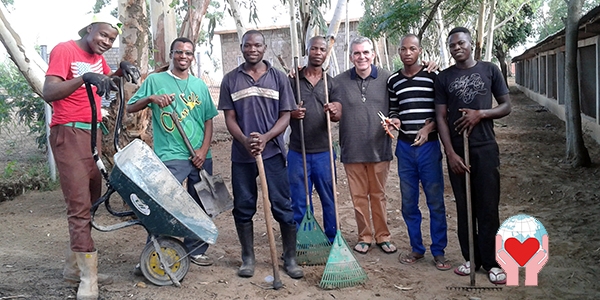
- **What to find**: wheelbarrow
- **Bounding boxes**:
[85,78,218,287]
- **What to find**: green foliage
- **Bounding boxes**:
[535,0,598,41]
[391,55,403,73]
[92,0,112,13]
[0,58,47,150]
[1,0,14,7]
[3,161,16,178]
[0,159,59,201]
[494,0,540,51]
[359,0,423,40]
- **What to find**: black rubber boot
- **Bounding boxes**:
[280,223,304,279]
[235,222,255,278]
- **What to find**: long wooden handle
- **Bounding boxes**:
[322,36,338,229]
[255,154,283,289]
[170,112,196,158]
[463,130,475,286]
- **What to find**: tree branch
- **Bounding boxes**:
[418,0,444,41]
[493,0,532,30]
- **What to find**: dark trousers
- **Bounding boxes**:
[448,142,500,271]
[162,158,213,256]
[231,154,295,226]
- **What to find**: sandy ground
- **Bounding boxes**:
[1,83,599,300]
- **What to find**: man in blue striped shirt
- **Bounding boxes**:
[386,34,449,271]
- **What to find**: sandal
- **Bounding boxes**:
[454,261,471,276]
[376,241,397,254]
[433,255,452,271]
[399,252,424,264]
[488,267,507,285]
[353,242,371,254]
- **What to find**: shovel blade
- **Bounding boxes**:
[194,171,233,218]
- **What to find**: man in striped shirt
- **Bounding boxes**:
[386,34,449,271]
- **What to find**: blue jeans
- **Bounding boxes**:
[163,158,213,256]
[395,139,447,257]
[287,150,337,242]
[231,154,295,226]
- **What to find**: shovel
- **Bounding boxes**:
[168,111,233,218]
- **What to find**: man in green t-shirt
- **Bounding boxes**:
[127,37,218,268]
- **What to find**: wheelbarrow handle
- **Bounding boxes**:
[169,111,197,158]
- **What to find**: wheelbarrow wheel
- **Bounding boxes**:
[139,237,190,286]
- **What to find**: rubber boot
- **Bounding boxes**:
[235,222,255,278]
[280,223,304,279]
[74,251,99,300]
[63,249,112,285]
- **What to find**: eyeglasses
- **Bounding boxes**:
[171,50,194,57]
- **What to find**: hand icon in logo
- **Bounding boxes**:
[524,234,549,286]
[495,234,549,286]
[496,234,519,286]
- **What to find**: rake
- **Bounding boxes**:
[319,35,368,289]
[289,10,331,264]
[292,100,332,259]
[446,129,502,292]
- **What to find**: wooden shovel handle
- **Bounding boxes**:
[169,111,197,158]
[255,154,283,289]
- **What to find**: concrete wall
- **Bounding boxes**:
[217,21,363,76]
[514,35,600,146]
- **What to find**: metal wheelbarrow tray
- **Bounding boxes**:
[93,139,218,286]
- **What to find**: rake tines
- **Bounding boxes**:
[319,231,368,289]
[446,285,503,291]
[296,210,331,265]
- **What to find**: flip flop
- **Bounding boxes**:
[353,242,371,255]
[376,241,397,254]
[454,261,470,276]
[399,252,424,264]
[488,267,507,285]
[433,255,452,271]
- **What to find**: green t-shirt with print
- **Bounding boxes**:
[128,71,218,162]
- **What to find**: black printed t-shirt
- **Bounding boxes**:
[434,61,508,147]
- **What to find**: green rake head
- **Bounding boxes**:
[296,209,332,266]
[319,230,368,289]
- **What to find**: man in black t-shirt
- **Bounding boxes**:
[434,27,511,285]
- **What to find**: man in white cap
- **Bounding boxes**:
[43,14,139,300]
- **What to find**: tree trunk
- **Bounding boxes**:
[227,0,247,43]
[564,0,591,167]
[100,0,152,167]
[180,0,211,45]
[474,0,486,61]
[150,0,177,69]
[344,0,350,70]
[435,8,449,69]
[494,45,508,86]
[484,0,496,61]
[0,4,46,97]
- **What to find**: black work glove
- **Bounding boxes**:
[82,72,118,98]
[119,61,141,84]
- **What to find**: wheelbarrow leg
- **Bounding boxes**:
[150,236,182,287]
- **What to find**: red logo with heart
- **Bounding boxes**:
[504,237,540,266]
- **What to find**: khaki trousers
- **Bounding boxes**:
[343,161,391,244]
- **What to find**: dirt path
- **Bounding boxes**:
[1,84,599,299]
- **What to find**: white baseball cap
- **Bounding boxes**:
[78,14,123,38]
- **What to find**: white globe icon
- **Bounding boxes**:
[497,214,548,247]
